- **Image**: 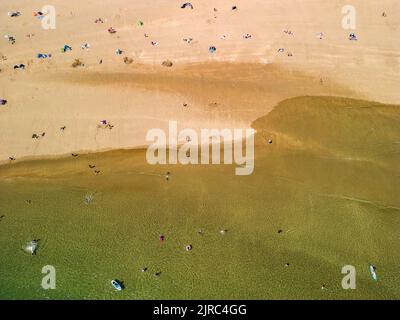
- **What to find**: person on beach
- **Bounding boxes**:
[5,35,16,44]
[349,33,358,41]
[181,3,194,9]
[61,45,72,53]
[0,99,7,105]
[108,27,116,34]
[8,11,21,17]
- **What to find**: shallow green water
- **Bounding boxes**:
[0,97,399,299]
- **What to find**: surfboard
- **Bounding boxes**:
[369,265,378,281]
[111,280,123,291]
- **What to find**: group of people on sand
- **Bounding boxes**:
[32,132,46,139]
[2,2,368,81]
[99,120,114,130]
[4,34,16,45]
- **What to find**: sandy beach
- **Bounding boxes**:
[0,1,399,300]
[1,0,399,161]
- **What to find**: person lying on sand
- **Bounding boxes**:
[34,11,44,19]
[181,3,194,9]
[8,11,21,17]
[209,46,217,53]
[32,132,46,139]
[0,99,7,105]
[61,45,72,53]
[349,33,358,41]
[4,35,16,44]
[99,120,114,130]
[108,27,117,34]
[81,43,90,50]
[37,53,52,59]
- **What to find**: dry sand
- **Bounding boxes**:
[0,0,399,161]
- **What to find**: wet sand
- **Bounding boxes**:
[1,0,400,161]
[0,96,399,299]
